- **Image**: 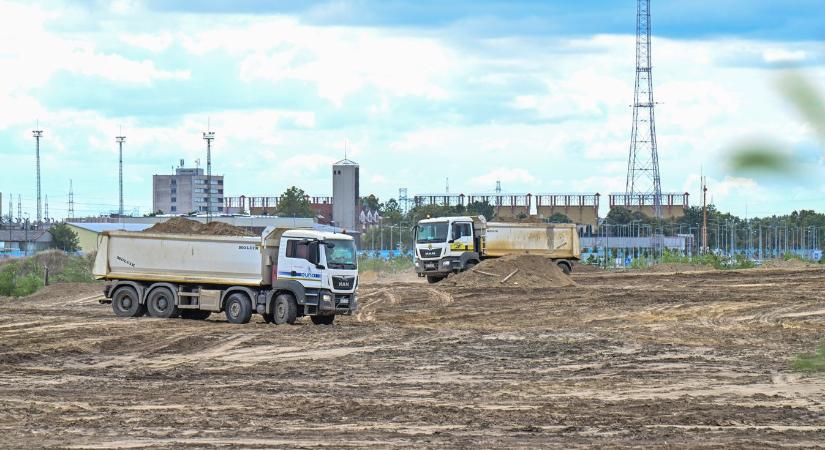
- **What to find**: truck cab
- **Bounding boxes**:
[414,216,485,283]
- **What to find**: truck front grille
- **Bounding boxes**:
[332,276,356,290]
[419,248,441,259]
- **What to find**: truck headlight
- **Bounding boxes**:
[322,293,332,302]
[442,260,450,266]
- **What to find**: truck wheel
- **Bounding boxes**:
[426,275,444,284]
[112,286,145,318]
[225,293,252,324]
[180,310,211,320]
[311,315,335,325]
[557,261,572,275]
[273,293,298,325]
[147,287,179,318]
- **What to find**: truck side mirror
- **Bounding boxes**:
[307,241,320,265]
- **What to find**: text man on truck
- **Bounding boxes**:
[414,215,580,283]
[93,226,358,325]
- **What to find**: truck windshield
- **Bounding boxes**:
[324,240,357,270]
[417,222,448,243]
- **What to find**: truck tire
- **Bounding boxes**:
[273,293,297,325]
[426,275,444,284]
[147,287,179,319]
[262,312,275,324]
[225,293,252,324]
[311,315,335,325]
[557,261,572,275]
[112,286,145,318]
[180,310,211,320]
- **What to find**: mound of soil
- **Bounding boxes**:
[446,254,575,288]
[143,217,255,236]
[643,263,714,273]
[760,258,821,269]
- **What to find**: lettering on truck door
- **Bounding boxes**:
[283,239,321,286]
[450,222,474,252]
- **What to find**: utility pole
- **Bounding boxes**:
[116,134,126,216]
[702,176,708,253]
[33,127,43,224]
[203,128,215,223]
[17,194,21,222]
[45,195,49,222]
[68,180,75,220]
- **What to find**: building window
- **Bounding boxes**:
[171,206,177,212]
[171,188,176,194]
[171,179,177,185]
[171,197,176,202]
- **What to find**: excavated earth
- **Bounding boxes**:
[1,268,825,448]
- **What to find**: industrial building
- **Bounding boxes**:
[609,193,689,219]
[0,229,53,257]
[224,196,333,220]
[332,158,359,230]
[65,223,152,254]
[152,162,224,215]
[413,193,603,227]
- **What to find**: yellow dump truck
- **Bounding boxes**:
[414,216,580,283]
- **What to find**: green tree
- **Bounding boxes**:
[50,223,80,252]
[277,186,314,217]
[547,212,573,223]
[381,198,404,225]
[466,200,495,221]
[361,194,381,212]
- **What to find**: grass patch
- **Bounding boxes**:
[793,345,825,372]
[0,251,95,297]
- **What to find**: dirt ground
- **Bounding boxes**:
[1,268,825,448]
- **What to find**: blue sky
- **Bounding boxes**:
[0,0,824,219]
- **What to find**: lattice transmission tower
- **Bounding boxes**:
[625,0,663,218]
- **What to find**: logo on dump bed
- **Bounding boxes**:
[116,255,135,267]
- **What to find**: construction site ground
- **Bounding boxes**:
[2,267,825,448]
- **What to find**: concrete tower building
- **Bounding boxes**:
[332,158,359,231]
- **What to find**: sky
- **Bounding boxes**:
[0,0,824,219]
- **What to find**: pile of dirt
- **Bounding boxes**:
[760,258,821,270]
[143,217,255,236]
[446,254,575,288]
[643,263,714,273]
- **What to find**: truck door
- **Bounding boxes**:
[284,239,321,285]
[450,222,474,252]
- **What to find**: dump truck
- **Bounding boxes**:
[414,216,580,283]
[93,226,358,325]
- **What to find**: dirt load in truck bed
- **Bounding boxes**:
[446,254,575,288]
[143,217,255,236]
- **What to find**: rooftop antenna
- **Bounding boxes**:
[116,127,126,217]
[68,179,75,220]
[33,121,43,224]
[203,122,215,223]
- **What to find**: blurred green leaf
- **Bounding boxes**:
[777,72,825,139]
[727,144,798,175]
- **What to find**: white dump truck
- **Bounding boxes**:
[93,227,358,325]
[414,216,580,283]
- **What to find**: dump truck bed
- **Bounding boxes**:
[93,231,270,286]
[484,222,580,259]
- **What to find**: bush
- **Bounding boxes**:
[793,345,825,372]
[0,251,95,297]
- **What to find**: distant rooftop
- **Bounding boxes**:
[67,223,153,233]
[334,158,358,166]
